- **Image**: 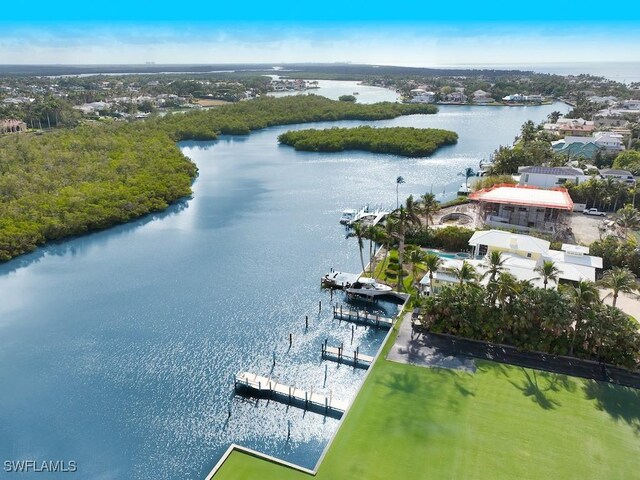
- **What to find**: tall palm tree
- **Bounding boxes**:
[563,280,600,356]
[458,167,476,191]
[482,250,506,285]
[613,204,640,239]
[376,218,396,279]
[598,267,639,307]
[388,205,420,291]
[534,260,561,290]
[419,192,439,229]
[452,260,477,287]
[406,246,428,287]
[396,175,405,209]
[367,225,386,276]
[423,252,442,296]
[347,222,367,274]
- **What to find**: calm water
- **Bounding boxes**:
[0,83,568,480]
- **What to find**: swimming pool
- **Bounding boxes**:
[425,249,471,259]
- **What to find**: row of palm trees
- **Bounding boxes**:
[421,255,640,366]
[348,192,441,291]
[423,249,638,309]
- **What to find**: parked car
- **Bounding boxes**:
[583,208,606,217]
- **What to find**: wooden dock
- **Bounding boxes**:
[234,372,347,418]
[321,344,373,369]
[333,304,394,329]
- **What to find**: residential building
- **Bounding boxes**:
[472,90,495,104]
[593,131,625,152]
[0,119,27,133]
[469,184,573,233]
[409,89,436,104]
[599,169,635,184]
[622,100,640,110]
[518,166,588,188]
[419,230,602,294]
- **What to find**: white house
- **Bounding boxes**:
[599,169,636,184]
[518,166,588,188]
[409,90,436,104]
[622,100,640,110]
[593,131,625,152]
[419,230,602,294]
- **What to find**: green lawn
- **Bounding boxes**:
[213,334,640,479]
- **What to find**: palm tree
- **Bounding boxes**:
[534,260,561,290]
[406,246,428,287]
[347,222,367,274]
[563,280,600,356]
[452,260,477,287]
[494,271,519,307]
[396,175,405,209]
[598,267,639,307]
[520,120,537,144]
[423,252,442,296]
[613,204,640,239]
[482,250,506,285]
[419,192,439,229]
[367,225,386,276]
[458,167,475,191]
[388,205,420,291]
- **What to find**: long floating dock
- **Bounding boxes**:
[234,372,347,418]
[321,344,373,369]
[333,304,394,329]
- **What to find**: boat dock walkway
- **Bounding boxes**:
[357,210,389,227]
[333,304,394,329]
[234,372,347,418]
[321,344,373,369]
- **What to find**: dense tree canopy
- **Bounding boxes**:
[0,95,439,261]
[278,126,457,157]
[421,282,640,369]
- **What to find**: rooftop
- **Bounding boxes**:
[469,229,550,255]
[469,184,574,211]
[519,166,584,176]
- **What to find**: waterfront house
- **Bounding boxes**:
[419,230,602,294]
[469,184,573,233]
[409,89,436,104]
[518,166,588,188]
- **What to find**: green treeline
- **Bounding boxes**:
[0,95,438,261]
[277,126,458,157]
[424,283,640,369]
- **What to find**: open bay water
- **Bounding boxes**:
[0,82,568,479]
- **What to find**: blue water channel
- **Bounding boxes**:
[0,83,568,479]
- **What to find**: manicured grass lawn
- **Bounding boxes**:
[213,338,640,479]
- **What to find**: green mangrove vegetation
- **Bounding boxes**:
[0,95,438,261]
[277,125,457,157]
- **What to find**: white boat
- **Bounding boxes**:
[339,209,358,224]
[345,277,393,298]
[458,183,471,195]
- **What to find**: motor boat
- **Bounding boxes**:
[339,209,357,225]
[345,277,393,298]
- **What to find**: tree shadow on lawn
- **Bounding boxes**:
[479,362,577,410]
[376,365,476,406]
[583,381,640,436]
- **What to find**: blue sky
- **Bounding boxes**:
[1,1,639,65]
